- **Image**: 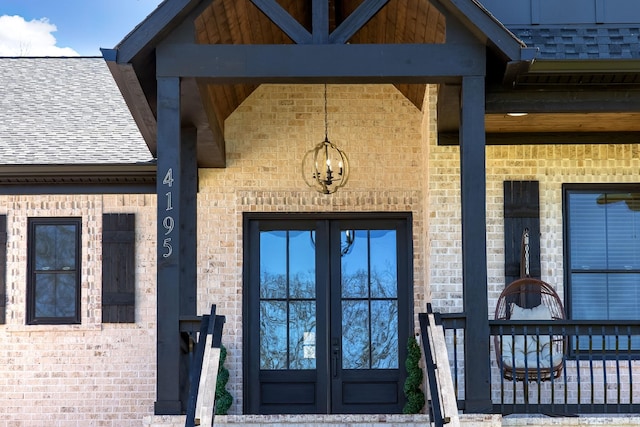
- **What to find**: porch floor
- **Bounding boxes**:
[143,413,640,427]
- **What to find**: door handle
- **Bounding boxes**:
[332,344,340,378]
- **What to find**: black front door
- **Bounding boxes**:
[244,214,412,414]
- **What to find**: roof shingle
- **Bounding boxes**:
[0,57,154,165]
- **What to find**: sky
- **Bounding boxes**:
[0,0,165,56]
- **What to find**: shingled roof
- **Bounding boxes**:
[0,57,153,165]
[510,25,640,59]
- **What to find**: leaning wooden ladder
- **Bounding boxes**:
[185,305,226,427]
[419,304,460,427]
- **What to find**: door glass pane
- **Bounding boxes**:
[370,230,397,298]
[260,231,287,298]
[341,228,399,371]
[341,230,368,298]
[260,300,287,369]
[260,229,317,370]
[289,231,316,299]
[371,300,398,368]
[289,301,316,369]
[342,300,370,369]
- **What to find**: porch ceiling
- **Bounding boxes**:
[189,0,447,147]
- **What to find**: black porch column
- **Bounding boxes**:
[155,76,198,414]
[459,75,492,412]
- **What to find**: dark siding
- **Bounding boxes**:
[102,214,136,323]
[504,181,541,285]
[0,215,6,324]
[481,0,640,25]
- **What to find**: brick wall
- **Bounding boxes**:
[3,83,638,424]
[0,84,432,425]
[196,84,430,413]
[0,194,157,427]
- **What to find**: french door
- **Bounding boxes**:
[243,213,412,414]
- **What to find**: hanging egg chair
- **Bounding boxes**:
[494,229,566,381]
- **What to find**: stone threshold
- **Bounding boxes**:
[144,413,500,427]
[144,414,640,427]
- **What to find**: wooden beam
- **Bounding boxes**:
[179,127,198,318]
[459,75,492,414]
[436,0,526,61]
[116,0,203,63]
[102,54,158,156]
[329,0,390,44]
[155,76,183,415]
[437,83,461,133]
[181,78,226,167]
[312,0,329,43]
[156,43,485,83]
[440,131,640,145]
[486,88,640,114]
[250,0,312,44]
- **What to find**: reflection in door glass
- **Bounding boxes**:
[259,230,316,370]
[260,231,286,299]
[342,300,370,369]
[371,300,398,368]
[341,229,399,370]
[260,300,287,369]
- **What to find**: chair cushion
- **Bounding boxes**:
[501,303,563,369]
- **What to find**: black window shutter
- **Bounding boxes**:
[0,215,6,324]
[102,213,136,323]
[504,181,541,286]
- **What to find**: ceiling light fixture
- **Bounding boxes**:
[302,84,350,195]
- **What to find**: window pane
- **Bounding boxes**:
[606,197,640,270]
[342,230,368,298]
[571,273,608,319]
[289,231,315,299]
[289,301,316,369]
[370,230,397,298]
[260,231,287,299]
[371,300,398,369]
[35,224,77,271]
[34,274,56,317]
[342,300,370,369]
[569,193,606,270]
[607,274,640,320]
[34,273,76,318]
[260,301,287,369]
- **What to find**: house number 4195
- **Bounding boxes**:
[162,168,175,258]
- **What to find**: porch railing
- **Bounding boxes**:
[429,312,640,415]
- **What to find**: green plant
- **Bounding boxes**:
[215,344,233,415]
[403,335,425,414]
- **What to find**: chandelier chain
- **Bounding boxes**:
[324,84,328,140]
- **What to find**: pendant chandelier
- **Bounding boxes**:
[302,84,350,194]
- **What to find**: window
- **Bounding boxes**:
[564,185,640,350]
[27,218,81,324]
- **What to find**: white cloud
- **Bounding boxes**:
[0,15,79,56]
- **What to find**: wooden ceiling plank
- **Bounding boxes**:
[400,1,420,43]
[396,0,412,43]
[234,0,255,44]
[330,0,390,44]
[251,0,312,43]
[220,0,241,44]
[486,112,640,132]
